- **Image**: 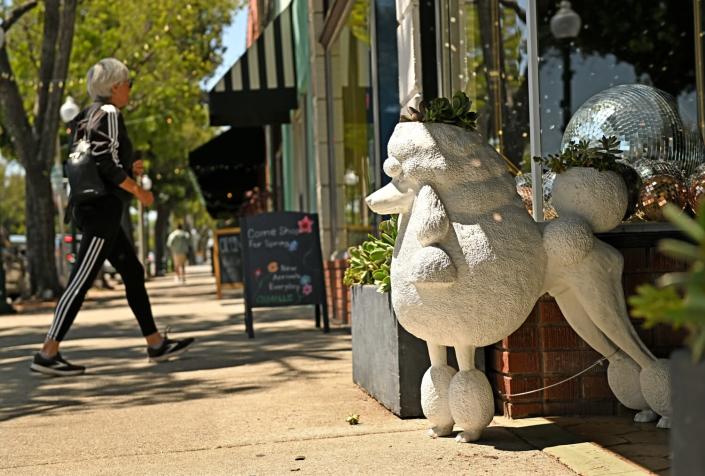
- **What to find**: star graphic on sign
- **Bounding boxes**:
[298,215,314,234]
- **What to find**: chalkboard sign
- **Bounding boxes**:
[213,228,243,298]
[240,212,329,337]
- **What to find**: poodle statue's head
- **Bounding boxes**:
[366,122,508,215]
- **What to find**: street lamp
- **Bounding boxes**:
[550,1,581,132]
[58,96,80,279]
[138,174,152,278]
[60,96,80,123]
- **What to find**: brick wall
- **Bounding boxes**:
[324,259,351,325]
[490,245,689,418]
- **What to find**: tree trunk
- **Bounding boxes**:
[154,202,171,276]
[0,0,78,298]
[24,163,62,297]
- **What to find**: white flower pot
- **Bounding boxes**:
[552,167,628,232]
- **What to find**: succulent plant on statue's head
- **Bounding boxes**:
[399,91,477,131]
[537,135,624,174]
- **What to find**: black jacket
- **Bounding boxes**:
[69,102,134,204]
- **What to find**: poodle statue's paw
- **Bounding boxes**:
[455,430,482,443]
[656,416,671,429]
[634,409,659,423]
[410,246,456,284]
[427,425,454,438]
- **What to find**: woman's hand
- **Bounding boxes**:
[132,160,145,176]
[136,188,154,207]
[118,176,154,206]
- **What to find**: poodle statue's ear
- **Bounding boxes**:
[415,185,449,246]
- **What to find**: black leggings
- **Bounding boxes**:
[47,196,158,342]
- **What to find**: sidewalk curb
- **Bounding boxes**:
[497,417,654,475]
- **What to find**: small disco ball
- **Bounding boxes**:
[634,159,688,221]
[613,161,642,219]
[688,163,705,214]
[513,173,558,220]
[515,174,533,215]
[542,171,558,220]
[562,84,705,177]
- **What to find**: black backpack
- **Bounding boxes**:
[66,105,107,205]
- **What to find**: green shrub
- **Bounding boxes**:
[343,216,398,293]
[628,203,705,361]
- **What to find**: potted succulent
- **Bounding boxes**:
[629,203,705,474]
[536,136,633,231]
[344,217,434,418]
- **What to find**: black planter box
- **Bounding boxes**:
[351,285,430,417]
[671,349,705,475]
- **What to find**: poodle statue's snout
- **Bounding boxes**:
[366,182,415,215]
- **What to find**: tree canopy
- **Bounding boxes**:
[0,0,241,293]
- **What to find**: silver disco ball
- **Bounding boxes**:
[561,84,705,177]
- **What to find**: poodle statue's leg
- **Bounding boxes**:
[607,271,671,428]
[449,346,493,443]
[564,242,671,424]
[422,342,456,437]
[640,357,672,428]
[551,287,654,421]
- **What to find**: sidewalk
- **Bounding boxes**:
[0,266,663,475]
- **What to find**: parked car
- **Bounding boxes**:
[55,233,119,287]
[3,235,29,299]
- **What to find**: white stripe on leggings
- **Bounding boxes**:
[48,237,104,339]
[48,237,105,339]
[49,237,99,337]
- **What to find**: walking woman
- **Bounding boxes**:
[31,58,193,376]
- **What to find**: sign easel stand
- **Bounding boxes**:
[244,302,255,338]
[315,303,330,333]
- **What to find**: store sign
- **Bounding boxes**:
[240,212,328,337]
[213,228,244,298]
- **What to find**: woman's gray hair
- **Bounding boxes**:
[86,58,129,101]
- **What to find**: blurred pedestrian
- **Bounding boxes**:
[167,223,190,283]
[31,58,194,377]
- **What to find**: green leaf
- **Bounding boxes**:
[663,204,705,243]
[628,284,682,324]
[657,272,691,288]
[658,240,702,262]
[690,330,705,362]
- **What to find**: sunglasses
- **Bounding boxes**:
[128,79,134,89]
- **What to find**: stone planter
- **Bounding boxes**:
[670,349,705,475]
[552,167,628,232]
[351,285,431,418]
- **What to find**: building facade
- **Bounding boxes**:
[197,0,705,416]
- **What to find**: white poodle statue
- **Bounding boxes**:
[365,121,671,443]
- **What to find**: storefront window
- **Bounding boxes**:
[439,0,705,222]
[537,0,698,155]
[438,0,530,170]
[330,0,376,246]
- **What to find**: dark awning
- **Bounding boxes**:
[209,5,297,127]
[189,127,266,218]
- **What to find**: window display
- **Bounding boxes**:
[329,0,376,246]
[439,0,704,222]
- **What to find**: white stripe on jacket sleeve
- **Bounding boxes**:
[100,104,121,167]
